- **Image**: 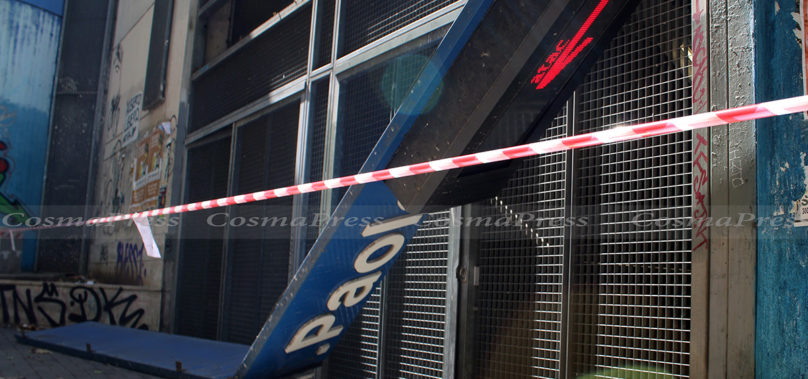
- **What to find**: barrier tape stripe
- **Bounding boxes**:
[8,95,808,232]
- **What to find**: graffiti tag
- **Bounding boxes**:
[116,242,147,285]
[0,282,149,329]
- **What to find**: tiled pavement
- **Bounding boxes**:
[0,327,159,379]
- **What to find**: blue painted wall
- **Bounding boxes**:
[0,0,62,270]
[16,0,62,15]
[755,0,808,377]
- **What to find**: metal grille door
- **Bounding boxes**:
[384,211,453,378]
[473,111,568,378]
[570,1,693,377]
[469,0,693,378]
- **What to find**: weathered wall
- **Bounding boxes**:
[88,0,192,290]
[0,0,62,272]
[755,0,808,377]
[0,280,159,330]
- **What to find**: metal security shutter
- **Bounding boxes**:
[223,101,299,344]
[191,5,310,131]
[175,135,231,340]
[472,111,568,378]
[338,0,455,56]
[569,1,693,377]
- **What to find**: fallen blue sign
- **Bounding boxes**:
[235,0,639,376]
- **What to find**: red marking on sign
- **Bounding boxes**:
[531,0,610,90]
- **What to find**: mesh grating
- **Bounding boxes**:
[329,286,383,377]
[338,0,455,56]
[305,79,329,253]
[191,5,310,131]
[315,0,335,68]
[230,0,293,44]
[570,0,692,377]
[224,101,299,344]
[471,1,693,377]
[383,211,451,378]
[473,109,568,378]
[332,63,392,208]
[176,136,230,340]
[332,43,439,206]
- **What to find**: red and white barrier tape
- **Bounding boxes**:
[9,95,808,232]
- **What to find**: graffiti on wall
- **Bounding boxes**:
[116,242,147,285]
[0,282,149,330]
[0,141,31,226]
[691,0,709,253]
[693,133,710,251]
[0,103,31,227]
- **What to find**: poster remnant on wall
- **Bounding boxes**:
[131,128,164,211]
[794,165,808,227]
[122,93,141,147]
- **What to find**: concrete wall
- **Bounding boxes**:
[0,279,159,330]
[755,0,808,377]
[0,0,62,272]
[88,0,192,290]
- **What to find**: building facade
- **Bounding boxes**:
[6,0,808,377]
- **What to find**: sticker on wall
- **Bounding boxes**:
[121,93,142,147]
[131,127,164,211]
[794,165,808,227]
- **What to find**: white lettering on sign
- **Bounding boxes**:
[284,314,343,355]
[327,272,381,311]
[354,234,405,273]
[285,213,422,355]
